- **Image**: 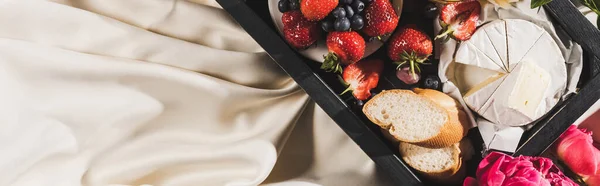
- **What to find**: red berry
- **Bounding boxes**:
[363,0,399,38]
[387,25,432,79]
[341,58,384,100]
[300,0,339,21]
[321,31,366,73]
[388,25,432,61]
[437,0,481,41]
[282,11,321,49]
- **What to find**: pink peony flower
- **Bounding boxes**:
[554,125,600,183]
[463,151,577,186]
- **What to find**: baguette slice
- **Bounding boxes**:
[413,88,471,137]
[363,89,464,148]
[399,139,473,183]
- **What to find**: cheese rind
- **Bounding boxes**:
[451,63,505,94]
[478,62,534,126]
[463,74,506,113]
[455,40,506,73]
[467,22,507,71]
[483,22,508,71]
[506,20,544,72]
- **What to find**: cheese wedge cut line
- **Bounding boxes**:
[450,63,507,94]
[483,28,507,72]
[476,62,523,120]
[510,33,544,73]
[463,73,505,98]
[506,21,545,72]
[503,21,510,73]
[466,75,509,113]
[466,42,508,72]
[452,19,567,127]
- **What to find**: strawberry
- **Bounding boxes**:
[387,25,432,80]
[282,11,321,49]
[436,0,481,41]
[300,0,339,21]
[363,0,399,39]
[282,10,302,26]
[340,58,383,100]
[321,31,366,74]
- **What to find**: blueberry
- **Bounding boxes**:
[423,3,438,19]
[334,17,351,31]
[321,20,333,32]
[344,5,354,18]
[352,0,365,12]
[342,0,353,4]
[278,0,289,13]
[289,0,299,10]
[332,7,346,19]
[423,75,441,90]
[350,15,364,30]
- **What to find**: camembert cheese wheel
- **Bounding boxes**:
[452,19,567,127]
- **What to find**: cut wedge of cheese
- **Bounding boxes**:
[451,63,505,94]
[463,74,506,113]
[508,61,551,118]
[453,19,567,127]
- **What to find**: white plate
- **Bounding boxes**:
[268,0,403,62]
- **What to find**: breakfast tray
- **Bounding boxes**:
[216,0,600,185]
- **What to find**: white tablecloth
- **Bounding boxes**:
[0,1,393,186]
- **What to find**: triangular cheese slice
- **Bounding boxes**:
[455,42,506,73]
[451,63,505,94]
[478,62,551,126]
[465,23,507,72]
[506,20,544,72]
[483,21,509,72]
[463,74,506,113]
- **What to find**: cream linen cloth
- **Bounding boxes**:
[0,1,393,186]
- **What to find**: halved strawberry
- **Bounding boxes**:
[340,58,384,101]
[321,31,366,74]
[435,0,481,41]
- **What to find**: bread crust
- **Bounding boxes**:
[365,89,473,183]
[363,89,465,148]
[399,140,473,184]
[399,142,462,180]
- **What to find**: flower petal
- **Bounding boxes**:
[556,125,600,176]
[503,177,543,186]
[478,152,509,186]
[586,174,600,186]
[464,177,478,186]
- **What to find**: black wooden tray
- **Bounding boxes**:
[216,0,600,185]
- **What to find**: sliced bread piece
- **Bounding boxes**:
[363,89,464,148]
[399,140,470,183]
[413,88,471,137]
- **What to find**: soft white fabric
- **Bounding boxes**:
[0,1,393,186]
